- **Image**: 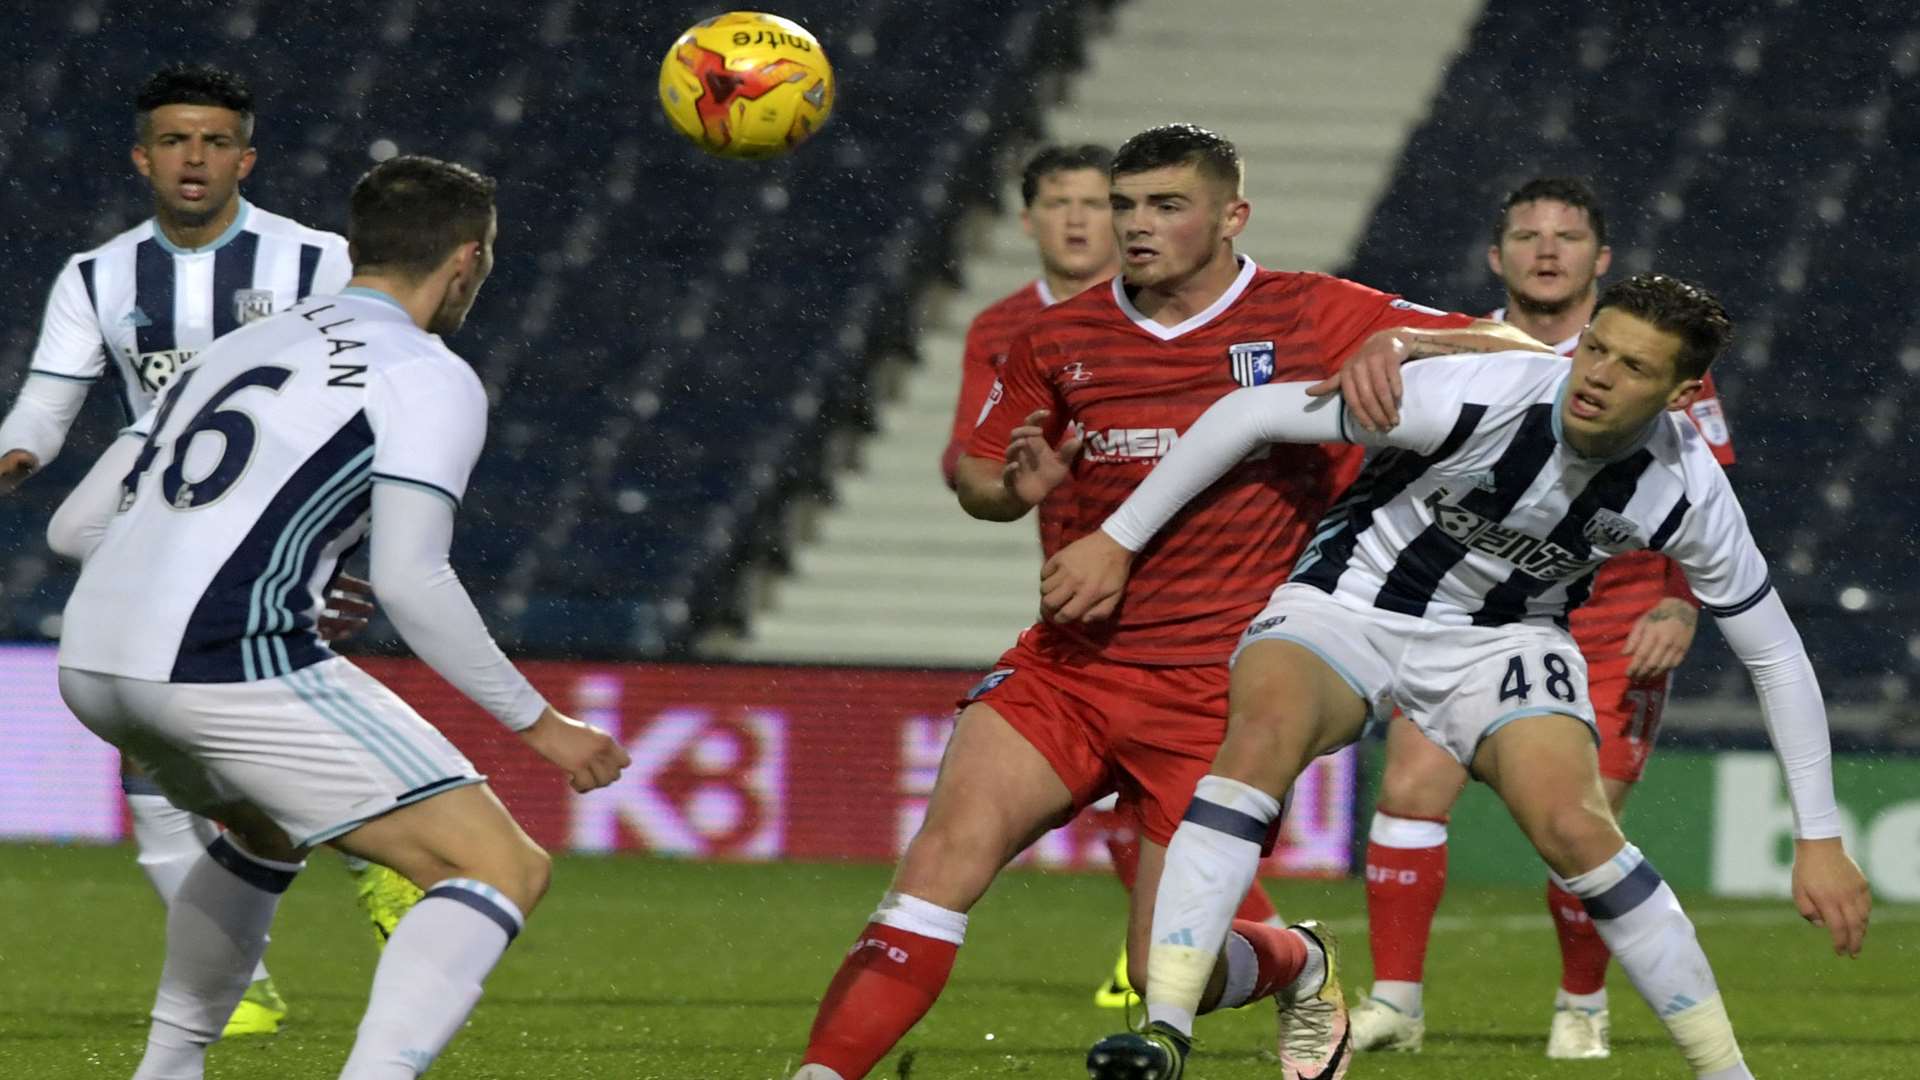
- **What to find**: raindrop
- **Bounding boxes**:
[37,614,61,639]
[846,29,878,59]
[759,183,790,212]
[368,138,400,162]
[494,97,524,125]
[1838,586,1870,611]
[1822,482,1852,510]
[615,489,648,514]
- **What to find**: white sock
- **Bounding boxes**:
[1146,776,1281,1036]
[340,879,526,1079]
[790,1067,847,1080]
[1556,986,1608,1012]
[1558,845,1743,1075]
[1370,979,1423,1017]
[128,795,272,984]
[1698,1061,1756,1080]
[1212,931,1259,1011]
[135,837,301,1080]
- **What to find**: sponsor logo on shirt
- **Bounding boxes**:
[135,349,194,395]
[1425,489,1608,581]
[965,667,1015,700]
[122,306,153,329]
[975,378,1003,427]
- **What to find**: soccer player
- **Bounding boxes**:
[790,123,1544,1080]
[1052,273,1872,1080]
[1351,177,1741,1059]
[0,63,419,1036]
[47,154,631,1080]
[939,142,1282,1009]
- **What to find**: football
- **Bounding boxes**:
[658,11,834,160]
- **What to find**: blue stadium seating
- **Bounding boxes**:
[1344,0,1920,702]
[0,0,1105,657]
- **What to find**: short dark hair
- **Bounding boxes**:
[1020,144,1112,206]
[349,156,498,280]
[1594,273,1732,380]
[136,64,255,142]
[1494,176,1608,247]
[1110,124,1243,196]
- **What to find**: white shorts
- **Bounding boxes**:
[61,656,483,848]
[1232,583,1597,767]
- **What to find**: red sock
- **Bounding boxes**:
[803,922,958,1079]
[1233,918,1310,1001]
[1364,836,1448,983]
[1547,879,1610,994]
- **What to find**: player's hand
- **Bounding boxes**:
[0,449,39,495]
[1307,331,1410,433]
[521,707,631,793]
[317,573,377,643]
[1621,598,1698,680]
[1791,836,1871,957]
[1003,409,1081,507]
[1040,529,1134,624]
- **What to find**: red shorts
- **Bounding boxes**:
[1587,660,1669,783]
[959,628,1228,847]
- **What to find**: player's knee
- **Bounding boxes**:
[1219,704,1315,781]
[1377,761,1460,820]
[1530,803,1624,877]
[510,842,552,909]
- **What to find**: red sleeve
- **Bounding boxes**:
[1663,554,1700,606]
[965,329,1062,462]
[1686,372,1737,467]
[941,317,1005,488]
[1306,276,1475,375]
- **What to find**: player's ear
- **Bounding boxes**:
[1486,244,1503,277]
[1219,195,1251,242]
[1020,205,1035,239]
[1665,376,1704,412]
[131,144,152,178]
[1593,245,1613,278]
[236,146,258,182]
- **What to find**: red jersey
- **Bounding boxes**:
[970,259,1472,665]
[942,279,1078,556]
[1491,311,1740,652]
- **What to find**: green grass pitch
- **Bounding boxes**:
[1,844,1913,1078]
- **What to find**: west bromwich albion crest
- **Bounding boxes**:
[1583,508,1640,549]
[1229,340,1276,387]
[234,288,276,326]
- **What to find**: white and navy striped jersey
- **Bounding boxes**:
[0,199,350,463]
[58,289,487,685]
[1290,350,1769,628]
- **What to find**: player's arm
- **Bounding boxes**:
[1042,359,1475,621]
[941,316,1002,490]
[1663,471,1870,956]
[0,259,110,492]
[955,331,1074,521]
[366,360,628,792]
[1313,319,1554,433]
[45,430,145,561]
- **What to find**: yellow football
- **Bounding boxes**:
[658,12,835,160]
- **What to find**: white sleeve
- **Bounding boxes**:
[311,235,353,295]
[368,482,548,730]
[365,355,487,509]
[1101,383,1347,551]
[0,259,108,465]
[1712,590,1841,839]
[1661,463,1837,838]
[1658,461,1772,614]
[46,432,144,561]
